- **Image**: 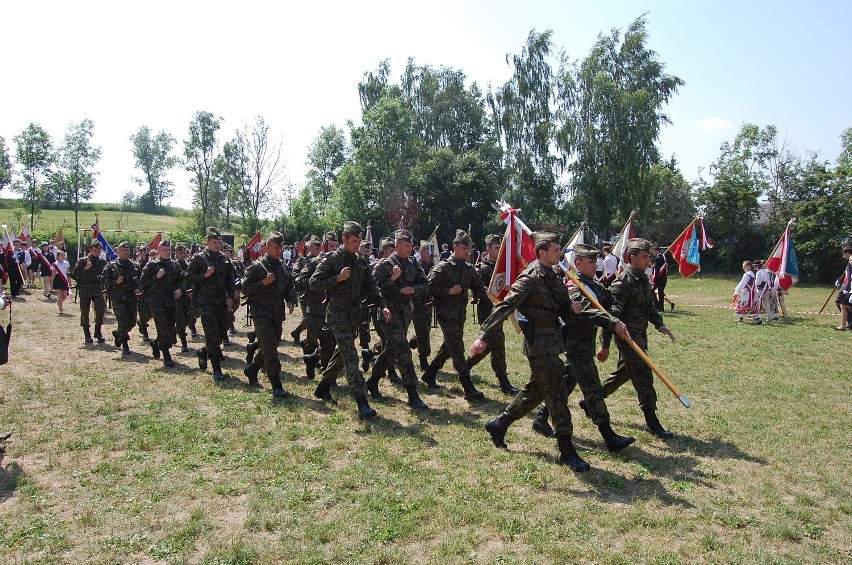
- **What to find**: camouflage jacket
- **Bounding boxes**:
[139,258,185,305]
[428,256,487,320]
[185,249,236,305]
[70,255,106,291]
[309,248,385,326]
[564,272,621,346]
[609,264,665,332]
[373,253,429,314]
[241,254,297,320]
[295,253,326,314]
[475,258,496,323]
[100,258,140,302]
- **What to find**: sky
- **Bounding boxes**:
[2,0,851,211]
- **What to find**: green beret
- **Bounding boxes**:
[453,229,472,246]
[572,243,598,260]
[485,234,502,246]
[627,238,652,252]
[323,231,338,243]
[394,229,413,243]
[342,221,363,237]
[531,231,560,246]
[117,241,131,249]
[205,227,221,240]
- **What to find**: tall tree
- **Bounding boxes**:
[305,125,347,210]
[49,119,102,242]
[184,111,222,232]
[214,137,249,229]
[130,126,180,210]
[639,159,697,245]
[13,123,53,231]
[0,136,12,193]
[487,30,559,225]
[557,16,684,233]
[236,116,286,235]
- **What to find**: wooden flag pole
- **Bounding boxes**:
[564,269,691,408]
[818,287,837,315]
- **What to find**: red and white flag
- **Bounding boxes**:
[19,216,31,243]
[668,217,713,278]
[561,222,585,271]
[148,232,162,249]
[611,211,636,264]
[246,230,263,260]
[765,219,800,291]
[486,202,536,302]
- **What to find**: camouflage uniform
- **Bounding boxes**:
[185,241,236,369]
[100,251,140,350]
[242,250,298,393]
[411,252,434,364]
[139,253,184,359]
[176,255,195,349]
[309,228,385,402]
[70,249,107,341]
[296,251,335,370]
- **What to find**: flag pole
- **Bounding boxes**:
[818,288,837,315]
[665,218,696,257]
[564,269,691,408]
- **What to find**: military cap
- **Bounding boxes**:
[394,229,413,243]
[573,243,599,260]
[266,231,285,246]
[160,239,171,247]
[175,243,187,251]
[381,237,395,249]
[342,221,363,237]
[323,231,338,242]
[90,240,102,248]
[531,231,560,246]
[205,227,221,240]
[308,235,322,246]
[484,234,502,246]
[359,240,372,249]
[626,237,652,252]
[117,241,131,249]
[453,229,472,246]
[419,240,431,248]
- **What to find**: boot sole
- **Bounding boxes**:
[484,421,508,449]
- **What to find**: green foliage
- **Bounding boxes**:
[185,111,223,232]
[13,122,53,228]
[0,136,12,192]
[129,125,180,210]
[638,160,697,245]
[305,124,347,211]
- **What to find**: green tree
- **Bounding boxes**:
[130,126,180,211]
[236,116,285,235]
[305,125,347,210]
[184,111,222,232]
[13,123,53,231]
[557,16,684,234]
[639,159,697,246]
[214,137,249,230]
[0,136,12,192]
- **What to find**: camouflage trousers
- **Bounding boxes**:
[410,302,432,357]
[175,295,194,338]
[563,336,610,425]
[137,297,151,334]
[466,322,507,379]
[251,314,283,379]
[319,321,367,398]
[198,302,229,362]
[373,306,418,387]
[79,287,105,329]
[305,313,335,368]
[506,352,573,438]
[359,306,371,350]
[429,314,470,378]
[601,328,657,411]
[112,298,137,342]
[150,304,177,351]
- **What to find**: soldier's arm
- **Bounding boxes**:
[309,256,341,293]
[138,261,157,291]
[608,277,629,320]
[284,269,298,307]
[224,260,237,295]
[648,296,665,330]
[411,265,429,299]
[364,265,387,310]
[99,264,116,287]
[241,262,267,297]
[471,267,488,301]
[477,276,532,344]
[184,255,205,286]
[372,260,396,296]
[427,265,449,297]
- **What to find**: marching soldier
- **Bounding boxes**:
[473,232,591,472]
[297,234,336,379]
[466,233,520,395]
[422,229,488,400]
[242,231,298,398]
[100,241,140,355]
[411,239,435,371]
[367,229,430,409]
[531,243,635,452]
[174,244,195,352]
[601,238,677,438]
[309,221,389,419]
[185,227,237,382]
[70,240,107,344]
[139,240,185,367]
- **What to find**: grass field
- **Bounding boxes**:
[0,275,849,563]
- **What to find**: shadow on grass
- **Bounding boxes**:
[355,414,438,446]
[0,455,24,504]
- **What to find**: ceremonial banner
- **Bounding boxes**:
[562,222,585,271]
[246,230,262,260]
[54,227,65,247]
[487,203,535,302]
[91,218,117,261]
[148,232,162,249]
[364,225,374,250]
[765,219,799,291]
[19,216,31,243]
[425,225,440,259]
[611,211,636,263]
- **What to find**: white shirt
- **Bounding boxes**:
[603,254,618,277]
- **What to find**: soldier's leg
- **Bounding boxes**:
[79,291,92,329]
[411,307,431,357]
[318,324,335,368]
[504,356,549,420]
[601,338,633,397]
[318,324,359,391]
[257,317,282,384]
[569,351,611,425]
[200,305,225,361]
[488,326,508,378]
[93,294,106,340]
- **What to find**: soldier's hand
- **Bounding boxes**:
[174,289,182,299]
[382,307,391,323]
[157,268,165,279]
[596,347,609,362]
[614,321,630,340]
[570,301,582,315]
[226,297,234,312]
[116,275,124,284]
[337,267,351,282]
[658,325,675,342]
[448,284,462,295]
[470,338,488,356]
[205,266,215,278]
[391,265,402,281]
[85,259,92,270]
[400,286,415,295]
[134,289,142,296]
[263,272,276,285]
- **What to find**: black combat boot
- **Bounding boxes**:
[497,374,520,395]
[408,337,418,350]
[557,436,591,472]
[245,341,260,365]
[150,339,160,359]
[180,335,189,353]
[531,405,555,437]
[222,335,232,346]
[366,371,383,399]
[121,338,131,356]
[597,421,635,452]
[189,324,198,337]
[140,327,150,342]
[313,381,337,404]
[421,365,441,389]
[83,327,93,344]
[355,395,377,419]
[387,367,402,384]
[94,325,105,343]
[196,348,208,371]
[643,408,673,439]
[459,375,485,401]
[303,353,318,380]
[247,331,257,343]
[112,330,121,347]
[485,412,516,448]
[578,398,592,419]
[406,386,429,409]
[162,349,175,368]
[419,354,429,372]
[290,328,301,343]
[269,375,289,398]
[229,324,237,335]
[244,362,261,387]
[211,359,225,382]
[360,348,372,372]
